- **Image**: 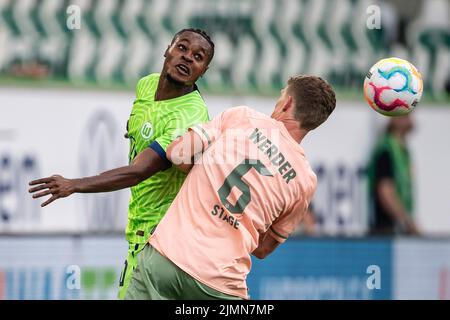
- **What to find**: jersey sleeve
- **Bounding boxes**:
[269,175,317,243]
[190,106,248,150]
[151,103,209,161]
[135,74,158,99]
[268,200,308,243]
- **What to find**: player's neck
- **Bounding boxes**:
[392,131,407,145]
[155,74,195,101]
[281,119,307,144]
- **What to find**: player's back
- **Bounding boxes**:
[150,106,316,299]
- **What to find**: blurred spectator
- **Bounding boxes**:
[9,60,50,79]
[367,114,419,236]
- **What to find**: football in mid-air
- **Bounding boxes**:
[364,57,423,116]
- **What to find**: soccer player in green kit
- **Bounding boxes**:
[28,29,215,299]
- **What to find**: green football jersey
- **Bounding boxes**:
[125,73,209,243]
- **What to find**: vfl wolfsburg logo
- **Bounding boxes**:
[140,122,153,139]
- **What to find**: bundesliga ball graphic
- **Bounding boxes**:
[364,57,423,116]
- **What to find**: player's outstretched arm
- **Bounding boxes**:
[28,148,169,207]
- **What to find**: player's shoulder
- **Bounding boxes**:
[294,150,317,195]
[186,90,208,110]
[134,73,160,99]
[306,163,318,193]
[222,105,265,120]
[174,92,208,116]
[137,73,160,88]
[168,93,209,124]
[227,105,255,114]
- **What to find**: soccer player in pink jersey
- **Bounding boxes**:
[125,75,336,300]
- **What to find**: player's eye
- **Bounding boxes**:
[178,44,186,51]
[194,54,203,61]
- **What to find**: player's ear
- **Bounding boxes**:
[282,96,293,112]
[164,45,170,58]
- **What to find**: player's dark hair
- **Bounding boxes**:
[287,75,336,131]
[171,28,215,63]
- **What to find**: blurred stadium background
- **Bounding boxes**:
[0,0,449,300]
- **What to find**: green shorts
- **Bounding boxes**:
[117,243,146,300]
[125,244,243,300]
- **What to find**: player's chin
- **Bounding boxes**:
[167,71,192,86]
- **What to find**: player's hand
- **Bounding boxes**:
[406,223,421,236]
[401,218,420,236]
[28,175,75,207]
